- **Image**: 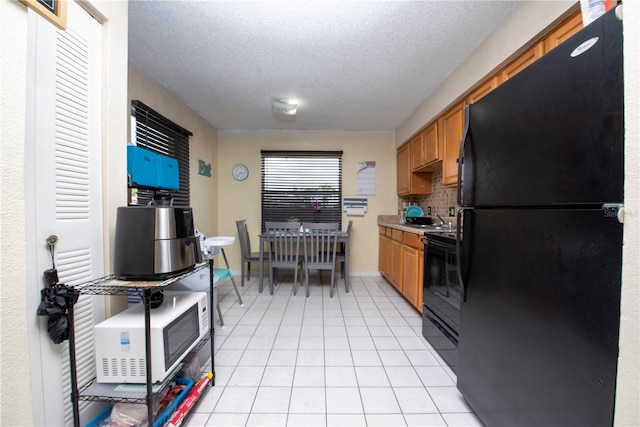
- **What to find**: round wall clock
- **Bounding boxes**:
[232,164,249,181]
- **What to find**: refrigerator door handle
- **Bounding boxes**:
[457,104,471,206]
[456,208,467,302]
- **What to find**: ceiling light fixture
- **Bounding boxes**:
[272,99,297,116]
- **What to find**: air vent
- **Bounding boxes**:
[138,359,146,377]
[101,359,110,376]
[110,358,118,376]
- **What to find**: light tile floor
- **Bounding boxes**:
[185,272,482,427]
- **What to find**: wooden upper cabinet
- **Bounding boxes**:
[410,118,443,172]
[442,102,465,188]
[543,12,583,53]
[422,118,443,169]
[409,133,424,171]
[397,144,410,194]
[398,144,432,195]
[499,41,544,83]
[467,76,499,104]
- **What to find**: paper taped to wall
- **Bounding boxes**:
[357,161,376,195]
[344,196,367,216]
[346,207,366,216]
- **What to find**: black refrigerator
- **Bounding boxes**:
[456,8,623,427]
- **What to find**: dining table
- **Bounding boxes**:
[257,229,350,295]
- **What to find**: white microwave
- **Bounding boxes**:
[94,291,209,383]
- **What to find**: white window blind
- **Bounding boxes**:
[130,100,192,207]
[261,150,342,230]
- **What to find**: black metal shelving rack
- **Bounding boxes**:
[65,259,216,427]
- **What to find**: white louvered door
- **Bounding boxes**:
[27,2,104,425]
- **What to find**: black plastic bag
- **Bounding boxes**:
[37,284,78,344]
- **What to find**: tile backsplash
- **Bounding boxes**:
[398,171,458,220]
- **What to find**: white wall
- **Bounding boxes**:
[617,2,640,424]
[217,131,397,274]
[0,1,129,425]
[0,1,30,424]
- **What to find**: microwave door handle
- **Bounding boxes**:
[456,208,467,302]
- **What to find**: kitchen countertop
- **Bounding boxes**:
[378,221,430,235]
[378,221,457,234]
[377,216,459,239]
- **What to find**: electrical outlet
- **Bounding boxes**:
[449,206,455,217]
[427,206,432,215]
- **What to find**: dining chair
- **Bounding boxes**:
[319,220,351,279]
[264,221,305,295]
[302,222,340,297]
[236,219,269,287]
[335,220,352,278]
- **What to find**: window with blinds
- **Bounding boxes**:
[261,150,343,231]
[130,100,192,207]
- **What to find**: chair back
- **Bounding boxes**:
[346,220,353,235]
[302,222,340,269]
[236,219,251,256]
[265,221,302,268]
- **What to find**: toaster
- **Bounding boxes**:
[113,206,202,280]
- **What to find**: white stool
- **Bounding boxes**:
[204,237,244,309]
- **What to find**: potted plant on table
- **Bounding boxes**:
[310,197,322,222]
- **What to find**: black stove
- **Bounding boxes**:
[422,229,461,373]
[422,230,457,242]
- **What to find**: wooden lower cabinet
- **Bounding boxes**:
[418,244,424,313]
[391,230,403,292]
[378,226,423,311]
[378,227,391,278]
[402,243,420,307]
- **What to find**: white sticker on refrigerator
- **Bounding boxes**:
[570,37,599,58]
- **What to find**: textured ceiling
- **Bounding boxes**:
[128,1,519,132]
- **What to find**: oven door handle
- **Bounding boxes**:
[456,208,468,302]
[424,239,453,252]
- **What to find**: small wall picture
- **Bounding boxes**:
[20,0,67,30]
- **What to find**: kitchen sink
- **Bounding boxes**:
[403,223,430,229]
[404,223,456,232]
